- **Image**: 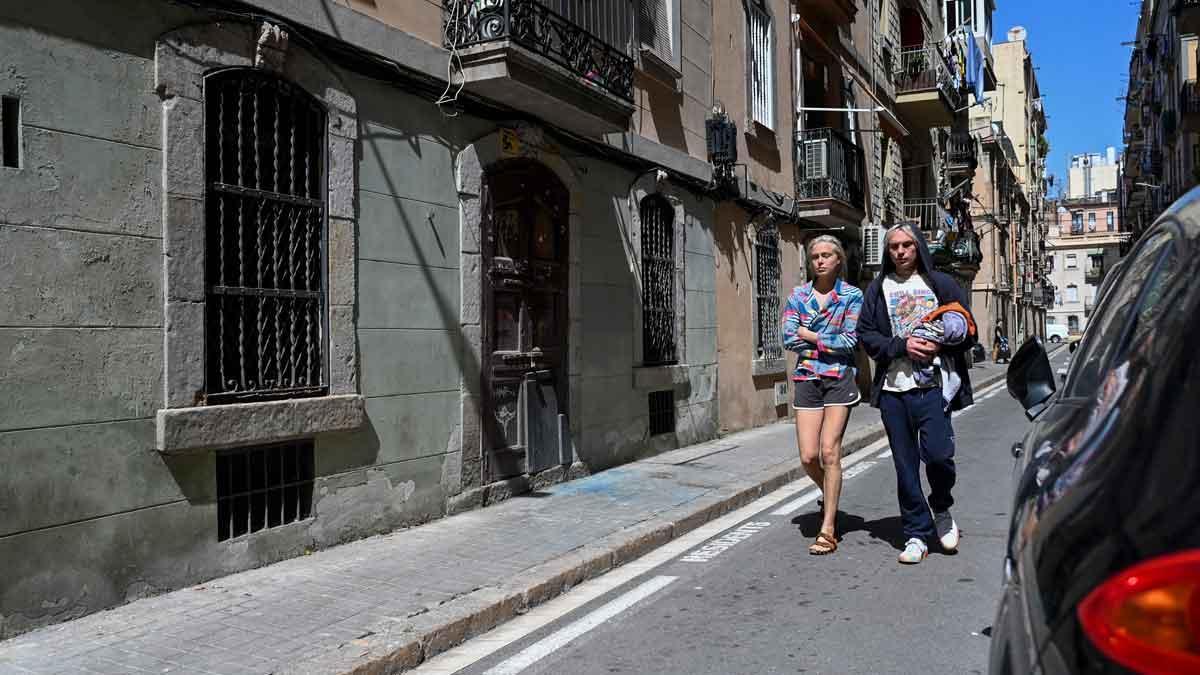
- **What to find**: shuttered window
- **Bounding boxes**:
[746,1,775,129]
[638,0,681,70]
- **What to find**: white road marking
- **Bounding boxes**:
[877,450,893,459]
[842,460,877,480]
[481,575,678,675]
[680,521,771,563]
[412,440,890,674]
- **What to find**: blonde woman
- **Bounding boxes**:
[781,235,864,555]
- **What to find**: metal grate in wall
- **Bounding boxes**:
[641,195,677,365]
[648,389,675,436]
[216,440,315,541]
[755,225,783,360]
[204,69,327,404]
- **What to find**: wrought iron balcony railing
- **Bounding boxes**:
[442,0,635,102]
[902,199,942,234]
[1085,264,1104,284]
[894,44,963,108]
[1181,82,1200,115]
[946,131,976,169]
[795,128,866,209]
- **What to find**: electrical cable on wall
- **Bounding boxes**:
[435,0,467,116]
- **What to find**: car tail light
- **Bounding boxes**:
[1078,549,1200,674]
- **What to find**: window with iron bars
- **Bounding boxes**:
[204,69,327,404]
[754,224,783,361]
[745,0,775,130]
[641,195,677,365]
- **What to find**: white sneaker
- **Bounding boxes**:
[898,538,928,564]
[934,511,960,552]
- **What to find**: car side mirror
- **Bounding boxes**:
[1007,336,1057,420]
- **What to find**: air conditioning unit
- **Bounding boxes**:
[863,223,883,266]
[802,138,829,179]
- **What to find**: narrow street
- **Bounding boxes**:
[416,352,1067,675]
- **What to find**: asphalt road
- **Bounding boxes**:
[420,350,1071,675]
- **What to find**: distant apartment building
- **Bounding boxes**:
[1067,149,1121,199]
[1047,194,1130,334]
[969,25,1051,351]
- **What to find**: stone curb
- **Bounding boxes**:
[311,368,1009,674]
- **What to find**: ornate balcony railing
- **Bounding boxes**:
[795,128,865,209]
[442,0,635,102]
[894,44,964,109]
[946,131,976,170]
[1181,82,1200,117]
[902,199,941,234]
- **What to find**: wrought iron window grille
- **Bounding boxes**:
[754,224,783,362]
[442,0,635,103]
[216,440,315,541]
[640,195,677,366]
[648,389,675,435]
[204,70,328,405]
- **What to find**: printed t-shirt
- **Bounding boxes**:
[882,273,938,392]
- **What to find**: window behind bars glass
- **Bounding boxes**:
[203,69,327,404]
[755,226,782,361]
[640,195,677,366]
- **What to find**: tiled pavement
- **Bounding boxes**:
[0,361,1009,675]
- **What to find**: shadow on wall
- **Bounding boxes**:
[642,75,688,153]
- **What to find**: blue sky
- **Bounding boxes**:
[992,0,1139,195]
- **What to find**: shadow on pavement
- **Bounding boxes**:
[792,511,908,551]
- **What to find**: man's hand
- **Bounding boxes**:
[798,327,820,344]
[906,337,939,362]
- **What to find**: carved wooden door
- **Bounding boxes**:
[482,160,570,481]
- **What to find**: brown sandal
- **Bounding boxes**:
[808,531,838,555]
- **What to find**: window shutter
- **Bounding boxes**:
[747,2,774,129]
[639,0,673,64]
[863,223,883,266]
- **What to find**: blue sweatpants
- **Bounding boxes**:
[879,387,957,542]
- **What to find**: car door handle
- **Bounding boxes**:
[1011,442,1023,459]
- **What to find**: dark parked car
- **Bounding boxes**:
[991,196,1200,674]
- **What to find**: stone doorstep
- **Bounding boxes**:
[298,368,1010,674]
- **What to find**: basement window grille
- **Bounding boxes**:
[216,440,314,541]
[754,225,783,361]
[641,195,677,366]
[204,69,327,404]
[648,389,675,436]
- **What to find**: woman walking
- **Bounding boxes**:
[781,236,864,555]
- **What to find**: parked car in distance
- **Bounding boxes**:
[1045,323,1069,343]
[990,195,1200,675]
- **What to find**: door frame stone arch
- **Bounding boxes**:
[453,125,583,494]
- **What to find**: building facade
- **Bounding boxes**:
[0,0,1031,636]
[1068,149,1121,199]
[1122,0,1200,246]
[1046,195,1130,335]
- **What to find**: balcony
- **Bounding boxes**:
[1181,82,1200,132]
[893,44,964,128]
[794,0,858,25]
[996,276,1012,294]
[794,128,867,227]
[1176,0,1200,33]
[946,131,977,174]
[902,199,942,237]
[442,0,635,137]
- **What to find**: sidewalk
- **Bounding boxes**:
[0,362,1008,675]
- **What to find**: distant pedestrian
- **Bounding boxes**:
[859,224,977,564]
[993,321,1009,363]
[781,235,864,556]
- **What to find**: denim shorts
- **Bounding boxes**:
[792,371,862,410]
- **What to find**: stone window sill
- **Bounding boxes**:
[751,357,788,377]
[633,363,691,389]
[156,394,366,454]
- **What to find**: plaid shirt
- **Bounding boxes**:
[781,278,863,381]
